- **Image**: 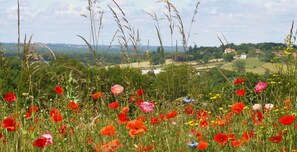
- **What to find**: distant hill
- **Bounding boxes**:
[0,42,185,55]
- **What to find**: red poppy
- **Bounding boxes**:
[54,86,64,94]
[29,106,39,113]
[234,78,245,84]
[284,106,291,110]
[95,138,121,152]
[269,135,282,143]
[118,113,129,121]
[109,102,120,109]
[231,102,245,114]
[87,137,93,143]
[25,112,32,119]
[214,133,229,146]
[197,110,209,119]
[129,95,137,102]
[198,135,205,142]
[137,116,146,122]
[228,134,235,140]
[184,105,195,116]
[199,119,209,128]
[159,114,165,121]
[120,106,130,113]
[136,90,145,96]
[0,132,2,139]
[34,118,40,123]
[92,92,103,99]
[150,117,159,124]
[69,129,74,135]
[165,110,178,119]
[231,139,243,147]
[136,99,144,106]
[49,109,63,122]
[242,130,255,142]
[68,101,79,110]
[252,111,264,124]
[285,99,291,105]
[197,141,209,150]
[126,119,147,137]
[278,115,295,125]
[136,144,155,152]
[100,124,117,136]
[33,138,47,148]
[217,119,226,127]
[278,130,287,136]
[117,113,129,124]
[2,117,20,131]
[59,124,67,135]
[4,93,17,103]
[225,112,233,122]
[236,89,246,97]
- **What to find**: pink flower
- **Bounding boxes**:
[255,82,267,93]
[139,102,155,113]
[111,84,124,95]
[40,132,53,146]
[33,132,53,148]
[252,104,262,111]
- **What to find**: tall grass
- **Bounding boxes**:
[107,0,141,65]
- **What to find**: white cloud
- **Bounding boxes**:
[1,0,297,46]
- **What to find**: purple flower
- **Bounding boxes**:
[187,141,198,147]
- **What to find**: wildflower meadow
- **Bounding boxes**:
[1,71,297,151]
[1,0,297,152]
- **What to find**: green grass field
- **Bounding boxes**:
[221,57,276,74]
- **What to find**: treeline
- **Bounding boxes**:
[175,42,290,63]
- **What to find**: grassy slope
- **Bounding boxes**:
[221,57,275,74]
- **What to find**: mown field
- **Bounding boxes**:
[221,58,276,74]
[116,57,275,75]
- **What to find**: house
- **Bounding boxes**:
[255,49,261,54]
[234,53,247,60]
[274,51,283,57]
[224,48,236,54]
[239,53,247,59]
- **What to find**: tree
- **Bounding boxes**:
[150,47,165,65]
[248,49,258,58]
[202,55,209,63]
[259,51,275,62]
[189,45,193,53]
[223,53,235,62]
[0,45,5,60]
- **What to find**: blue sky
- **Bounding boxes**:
[0,0,297,47]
